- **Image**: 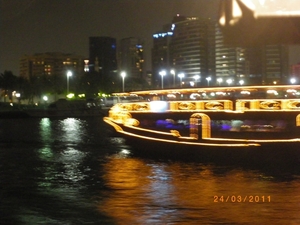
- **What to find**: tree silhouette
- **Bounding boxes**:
[0,71,18,102]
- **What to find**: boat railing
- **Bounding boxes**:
[236,99,300,111]
[109,98,300,113]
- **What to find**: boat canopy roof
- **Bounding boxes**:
[112,85,300,101]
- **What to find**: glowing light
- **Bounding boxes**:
[266,90,278,95]
[190,93,200,99]
[67,93,74,99]
[178,73,184,87]
[206,77,211,86]
[230,0,243,25]
[120,149,130,155]
[149,101,168,112]
[66,70,72,94]
[167,94,176,99]
[194,75,200,87]
[159,70,166,89]
[153,32,173,38]
[226,79,233,86]
[290,78,296,84]
[170,69,176,87]
[121,71,126,92]
[216,92,226,96]
[241,91,250,95]
[217,78,223,86]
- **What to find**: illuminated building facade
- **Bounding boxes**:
[152,15,215,88]
[89,36,117,77]
[170,16,216,86]
[119,37,144,79]
[291,63,300,81]
[261,45,289,84]
[215,24,247,86]
[153,14,289,87]
[215,22,289,85]
[19,52,85,79]
[152,27,173,88]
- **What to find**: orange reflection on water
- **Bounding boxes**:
[97,155,300,224]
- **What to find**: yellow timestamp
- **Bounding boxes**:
[214,195,271,203]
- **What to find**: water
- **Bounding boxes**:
[1,117,300,225]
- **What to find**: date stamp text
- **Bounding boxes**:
[214,195,271,203]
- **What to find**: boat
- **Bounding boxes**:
[103,85,300,160]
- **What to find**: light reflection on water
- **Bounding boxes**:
[99,152,300,224]
[0,118,300,224]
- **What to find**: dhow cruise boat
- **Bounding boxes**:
[103,85,300,159]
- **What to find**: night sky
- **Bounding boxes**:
[1,0,220,75]
[2,0,300,76]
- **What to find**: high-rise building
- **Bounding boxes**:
[152,14,290,87]
[261,45,289,84]
[152,25,173,88]
[119,37,144,79]
[215,24,248,85]
[215,22,289,85]
[291,63,300,81]
[19,52,85,79]
[171,16,215,86]
[152,15,215,88]
[89,36,117,76]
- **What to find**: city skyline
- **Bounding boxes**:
[1,0,220,75]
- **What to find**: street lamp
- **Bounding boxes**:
[290,78,296,84]
[217,78,223,86]
[170,69,175,87]
[121,71,126,92]
[178,73,184,87]
[159,70,166,89]
[226,78,233,86]
[15,93,21,105]
[193,75,200,87]
[67,70,72,94]
[206,77,211,86]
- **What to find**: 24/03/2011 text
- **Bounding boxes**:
[214,195,271,203]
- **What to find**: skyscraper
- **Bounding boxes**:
[152,24,173,88]
[170,15,215,85]
[215,23,248,85]
[89,37,117,77]
[152,15,215,88]
[119,37,144,79]
[261,45,289,84]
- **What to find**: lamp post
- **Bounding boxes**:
[66,70,72,94]
[178,73,184,87]
[193,75,200,87]
[121,71,126,92]
[217,78,223,86]
[159,70,166,89]
[15,93,21,105]
[226,78,232,86]
[170,69,175,87]
[290,78,296,84]
[206,77,211,86]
